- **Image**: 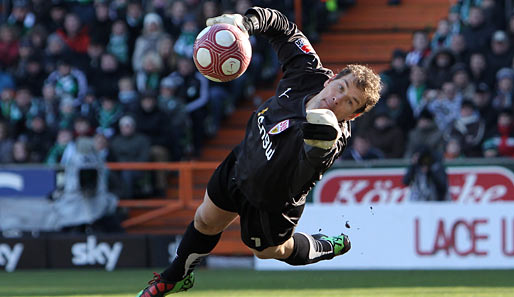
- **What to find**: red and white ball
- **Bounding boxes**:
[193,23,252,82]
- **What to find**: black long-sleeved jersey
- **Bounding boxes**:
[233,7,351,211]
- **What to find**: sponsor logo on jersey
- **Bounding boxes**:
[268,120,290,135]
[257,115,275,161]
[295,39,313,54]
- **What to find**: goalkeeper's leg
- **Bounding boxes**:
[136,193,237,296]
[252,232,351,265]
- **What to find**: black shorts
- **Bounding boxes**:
[207,150,305,251]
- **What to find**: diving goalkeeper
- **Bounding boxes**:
[137,6,381,297]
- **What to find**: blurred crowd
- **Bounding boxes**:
[344,0,514,165]
[0,0,346,197]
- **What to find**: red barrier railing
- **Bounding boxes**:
[106,162,219,229]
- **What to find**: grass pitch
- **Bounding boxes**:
[1,269,514,297]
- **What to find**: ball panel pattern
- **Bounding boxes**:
[193,23,252,82]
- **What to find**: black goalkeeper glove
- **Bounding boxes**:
[302,109,342,150]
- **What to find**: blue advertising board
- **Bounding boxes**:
[0,168,56,198]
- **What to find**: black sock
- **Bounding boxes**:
[282,233,334,266]
[161,222,221,281]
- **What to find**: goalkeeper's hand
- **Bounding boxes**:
[302,109,342,150]
[206,14,249,39]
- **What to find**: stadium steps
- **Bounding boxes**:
[123,0,449,257]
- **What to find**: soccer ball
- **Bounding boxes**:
[193,23,252,82]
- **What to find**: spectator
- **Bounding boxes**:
[486,31,513,82]
[469,51,493,88]
[124,0,144,55]
[46,56,88,104]
[405,30,430,66]
[381,49,410,96]
[9,86,39,137]
[491,68,514,111]
[26,114,54,162]
[157,36,177,75]
[134,91,171,150]
[46,128,74,164]
[73,116,94,138]
[450,100,485,157]
[56,12,91,56]
[0,87,15,124]
[404,109,445,158]
[341,135,384,161]
[6,0,35,36]
[164,0,187,40]
[107,19,130,68]
[0,25,20,69]
[91,52,124,97]
[447,4,463,36]
[110,115,151,198]
[84,39,103,73]
[0,121,14,163]
[444,137,464,160]
[135,51,163,93]
[425,81,463,135]
[380,92,415,137]
[367,111,405,158]
[18,55,46,97]
[77,87,100,126]
[461,6,495,53]
[473,82,497,133]
[117,76,139,112]
[450,63,475,99]
[96,95,123,139]
[406,65,427,117]
[173,14,199,58]
[0,66,15,94]
[167,56,209,157]
[12,139,31,163]
[13,39,34,80]
[448,33,470,64]
[39,83,60,130]
[480,0,505,31]
[56,97,76,130]
[93,132,113,162]
[425,48,456,89]
[43,33,67,73]
[90,0,112,46]
[132,12,168,72]
[403,146,449,201]
[482,109,514,158]
[27,25,48,53]
[430,18,452,50]
[44,2,67,34]
[135,92,172,193]
[158,76,188,160]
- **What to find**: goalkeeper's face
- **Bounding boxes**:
[312,74,365,121]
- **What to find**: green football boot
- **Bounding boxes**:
[136,272,194,297]
[313,233,351,256]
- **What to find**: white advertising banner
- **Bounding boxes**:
[255,166,514,270]
[255,203,514,270]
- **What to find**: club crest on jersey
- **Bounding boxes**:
[269,120,290,135]
[295,39,313,54]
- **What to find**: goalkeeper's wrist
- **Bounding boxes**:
[243,14,259,35]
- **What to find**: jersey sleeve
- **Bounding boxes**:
[244,7,332,80]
